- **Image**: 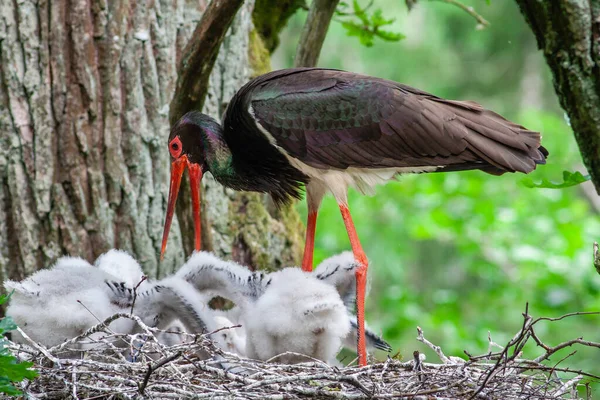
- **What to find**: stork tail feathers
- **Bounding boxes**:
[439,100,548,174]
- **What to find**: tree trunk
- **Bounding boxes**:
[0,0,304,285]
[515,1,600,193]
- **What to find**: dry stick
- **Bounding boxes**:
[532,335,600,363]
[532,310,600,324]
[138,351,183,395]
[416,326,452,364]
[553,375,583,398]
[49,313,156,353]
[294,0,340,67]
[469,303,534,399]
[130,275,148,314]
[168,0,245,125]
[15,327,60,365]
[470,305,600,399]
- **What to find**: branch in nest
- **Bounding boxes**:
[130,276,148,314]
[169,0,245,126]
[467,303,600,399]
[139,351,182,395]
[416,326,452,364]
[294,0,340,67]
[12,306,600,399]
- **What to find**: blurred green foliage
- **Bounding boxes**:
[274,0,600,385]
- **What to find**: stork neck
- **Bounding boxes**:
[206,141,237,184]
[203,129,255,190]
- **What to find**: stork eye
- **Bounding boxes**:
[169,137,183,158]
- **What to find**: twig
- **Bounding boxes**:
[15,327,60,365]
[553,375,583,397]
[532,310,600,324]
[487,331,504,354]
[168,0,245,125]
[130,276,148,314]
[49,313,156,353]
[77,300,102,323]
[429,0,489,27]
[294,0,340,67]
[533,337,600,363]
[138,351,182,395]
[416,326,451,364]
[413,350,425,382]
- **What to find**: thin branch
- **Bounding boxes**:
[594,242,600,275]
[139,351,182,395]
[416,326,451,364]
[168,0,245,126]
[533,337,600,363]
[130,276,148,314]
[430,0,489,27]
[15,327,60,365]
[294,0,340,67]
[532,310,600,324]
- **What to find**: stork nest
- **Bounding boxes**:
[8,306,599,399]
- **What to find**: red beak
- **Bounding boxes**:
[160,155,203,260]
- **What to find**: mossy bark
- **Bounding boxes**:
[515,0,600,193]
[0,0,304,288]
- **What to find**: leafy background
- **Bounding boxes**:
[273,0,600,385]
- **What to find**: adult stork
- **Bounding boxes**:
[159,68,548,366]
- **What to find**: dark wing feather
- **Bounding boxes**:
[248,68,547,174]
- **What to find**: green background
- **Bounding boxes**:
[273,0,600,384]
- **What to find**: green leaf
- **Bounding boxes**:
[370,9,394,27]
[521,170,591,189]
[0,292,12,306]
[341,21,375,47]
[0,317,17,334]
[0,355,38,396]
[375,30,405,42]
[352,0,370,25]
[338,1,404,47]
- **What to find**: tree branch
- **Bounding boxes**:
[594,241,600,275]
[430,0,489,27]
[515,1,600,193]
[169,0,245,126]
[294,0,340,67]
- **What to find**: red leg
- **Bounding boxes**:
[301,211,318,272]
[339,204,368,366]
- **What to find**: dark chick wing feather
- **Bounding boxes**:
[248,68,547,174]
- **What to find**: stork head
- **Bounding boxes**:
[161,112,223,259]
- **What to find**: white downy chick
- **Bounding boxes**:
[314,251,392,354]
[177,252,351,364]
[105,275,247,357]
[95,249,148,289]
[244,268,351,363]
[212,314,247,357]
[4,250,143,350]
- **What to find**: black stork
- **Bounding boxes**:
[160,68,548,366]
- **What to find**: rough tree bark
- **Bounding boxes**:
[0,0,304,286]
[294,0,340,67]
[515,1,600,193]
